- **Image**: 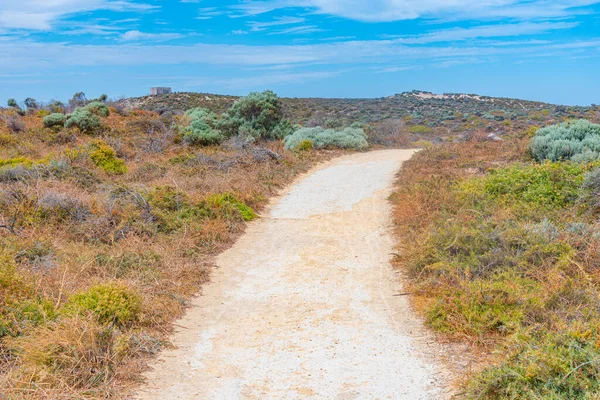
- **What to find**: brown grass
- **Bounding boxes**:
[0,107,341,398]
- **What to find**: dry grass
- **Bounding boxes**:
[390,122,600,398]
[0,106,340,398]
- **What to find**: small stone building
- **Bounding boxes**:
[150,87,172,96]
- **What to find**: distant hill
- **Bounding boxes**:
[117,90,593,128]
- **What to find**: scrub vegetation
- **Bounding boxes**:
[0,90,342,398]
[391,112,600,399]
[1,88,599,398]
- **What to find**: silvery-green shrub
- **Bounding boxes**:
[182,108,224,145]
[219,90,292,140]
[65,108,101,134]
[284,126,369,150]
[531,120,600,162]
[43,113,66,128]
[84,101,110,117]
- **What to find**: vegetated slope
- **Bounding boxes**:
[390,113,600,398]
[118,90,592,128]
[0,98,338,398]
[1,87,599,399]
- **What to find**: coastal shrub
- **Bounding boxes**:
[7,316,118,389]
[394,142,600,397]
[148,185,189,212]
[1,255,57,338]
[531,120,600,162]
[84,101,110,117]
[297,140,313,152]
[88,140,127,174]
[409,124,433,134]
[468,324,600,398]
[284,126,369,150]
[37,191,90,222]
[5,116,25,133]
[208,193,257,221]
[65,108,101,134]
[64,282,141,326]
[43,113,66,128]
[476,162,587,211]
[218,90,292,140]
[182,108,223,145]
[0,156,35,168]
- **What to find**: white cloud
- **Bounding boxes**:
[0,0,157,30]
[232,0,600,22]
[269,25,324,34]
[189,70,342,89]
[248,16,305,31]
[2,37,600,72]
[196,7,230,20]
[390,21,579,44]
[119,30,184,42]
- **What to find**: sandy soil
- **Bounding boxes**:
[136,149,454,399]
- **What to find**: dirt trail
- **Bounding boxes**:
[137,150,453,399]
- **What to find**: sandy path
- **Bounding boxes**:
[137,149,452,399]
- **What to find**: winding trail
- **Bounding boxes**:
[137,150,452,399]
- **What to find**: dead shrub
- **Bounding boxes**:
[4,116,26,133]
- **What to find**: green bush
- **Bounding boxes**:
[84,101,110,117]
[468,324,600,399]
[284,126,369,150]
[43,113,66,128]
[1,256,57,338]
[427,271,543,337]
[208,193,257,221]
[531,120,600,162]
[65,108,101,134]
[64,282,141,326]
[0,156,35,168]
[218,90,292,140]
[182,108,224,145]
[409,124,433,134]
[297,140,313,152]
[462,162,589,214]
[88,140,127,174]
[148,185,189,212]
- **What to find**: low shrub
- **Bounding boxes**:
[43,113,66,128]
[468,323,600,398]
[6,316,117,390]
[409,124,433,134]
[182,108,224,145]
[208,193,257,221]
[217,90,293,140]
[0,255,57,338]
[0,156,35,168]
[64,282,142,326]
[147,185,189,212]
[284,126,369,150]
[297,140,313,152]
[5,116,26,133]
[84,101,110,117]
[531,119,600,162]
[88,140,127,175]
[37,191,90,222]
[65,108,101,134]
[467,162,589,213]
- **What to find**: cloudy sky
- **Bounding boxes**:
[1,0,599,104]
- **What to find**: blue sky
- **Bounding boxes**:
[1,1,599,105]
